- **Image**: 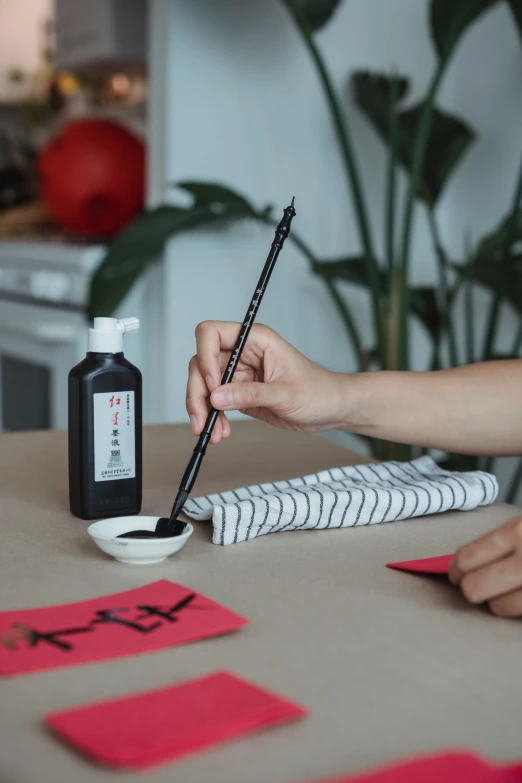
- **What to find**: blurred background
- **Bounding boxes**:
[0,0,521,502]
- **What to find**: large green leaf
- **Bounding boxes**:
[438,453,482,472]
[314,257,451,344]
[399,105,474,205]
[88,182,263,318]
[311,256,381,288]
[409,285,460,342]
[490,352,522,360]
[176,181,260,216]
[409,287,443,340]
[472,175,522,320]
[507,0,522,44]
[352,71,475,206]
[429,0,499,58]
[476,208,522,258]
[455,208,522,317]
[279,0,344,33]
[431,0,522,59]
[459,253,522,314]
[352,71,410,117]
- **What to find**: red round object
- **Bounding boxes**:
[38,119,145,237]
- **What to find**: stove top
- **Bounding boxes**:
[0,239,105,310]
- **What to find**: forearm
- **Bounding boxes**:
[344,360,522,456]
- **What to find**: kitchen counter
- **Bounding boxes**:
[1,422,521,783]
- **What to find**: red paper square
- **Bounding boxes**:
[302,751,522,783]
[386,554,453,575]
[45,671,308,769]
[0,580,248,676]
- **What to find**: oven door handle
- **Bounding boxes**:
[0,312,79,345]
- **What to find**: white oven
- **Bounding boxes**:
[0,240,104,432]
[0,239,159,432]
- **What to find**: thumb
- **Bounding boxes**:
[211,381,283,412]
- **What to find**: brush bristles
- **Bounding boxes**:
[170,489,189,522]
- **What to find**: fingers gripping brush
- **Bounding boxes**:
[119,197,297,539]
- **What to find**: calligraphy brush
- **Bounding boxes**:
[119,197,297,539]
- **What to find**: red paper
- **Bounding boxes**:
[386,554,453,575]
[45,670,307,769]
[302,751,522,783]
[0,580,248,677]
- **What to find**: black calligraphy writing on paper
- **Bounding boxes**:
[0,594,201,653]
[0,623,94,651]
[135,593,198,622]
[90,608,161,634]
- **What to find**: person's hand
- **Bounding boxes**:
[449,516,522,617]
[186,321,347,444]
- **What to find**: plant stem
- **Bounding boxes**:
[397,68,446,369]
[280,222,318,266]
[482,297,500,361]
[464,264,475,364]
[293,26,385,362]
[383,79,400,375]
[506,458,522,504]
[463,232,475,364]
[430,350,441,371]
[322,275,367,372]
[386,267,402,371]
[482,456,494,474]
[397,3,475,369]
[482,149,522,359]
[511,321,522,356]
[427,209,458,367]
[385,77,399,276]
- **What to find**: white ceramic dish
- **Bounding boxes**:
[87,516,193,565]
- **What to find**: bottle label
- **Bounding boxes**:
[93,391,135,482]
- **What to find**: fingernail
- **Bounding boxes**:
[212,388,233,409]
[205,374,216,392]
[189,415,198,433]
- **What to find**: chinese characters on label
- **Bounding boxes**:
[93,391,135,482]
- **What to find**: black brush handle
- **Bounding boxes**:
[178,199,296,498]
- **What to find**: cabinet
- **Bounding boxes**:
[0,0,51,102]
[55,0,147,72]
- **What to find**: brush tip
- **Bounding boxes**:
[169,489,189,523]
[291,196,295,208]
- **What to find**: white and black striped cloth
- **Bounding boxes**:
[182,456,498,546]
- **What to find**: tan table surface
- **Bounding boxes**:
[1,422,521,783]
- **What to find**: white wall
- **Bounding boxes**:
[443,1,522,361]
[154,0,522,497]
[159,0,435,419]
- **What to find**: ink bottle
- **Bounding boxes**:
[68,317,142,520]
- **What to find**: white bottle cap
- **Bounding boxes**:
[88,317,140,353]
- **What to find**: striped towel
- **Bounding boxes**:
[182,456,498,546]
